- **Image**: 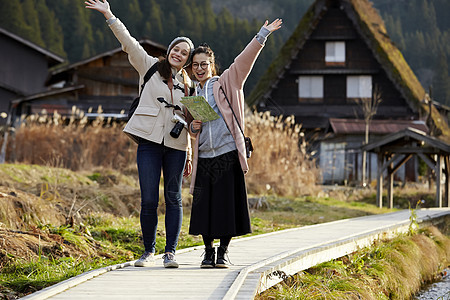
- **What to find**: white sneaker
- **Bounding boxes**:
[135,251,155,267]
[163,253,179,268]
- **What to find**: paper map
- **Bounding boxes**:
[181,96,220,122]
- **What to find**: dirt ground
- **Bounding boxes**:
[0,184,121,270]
[0,223,112,300]
[0,227,89,268]
[0,168,139,299]
[0,166,142,271]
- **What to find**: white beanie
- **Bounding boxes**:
[167,36,194,66]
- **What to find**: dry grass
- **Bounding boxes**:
[4,111,136,171]
[245,110,320,196]
[258,225,450,300]
[0,187,66,230]
[0,163,141,231]
[1,109,319,197]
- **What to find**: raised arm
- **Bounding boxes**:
[85,0,156,76]
[85,0,114,19]
[220,18,283,90]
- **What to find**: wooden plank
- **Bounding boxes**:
[21,209,450,300]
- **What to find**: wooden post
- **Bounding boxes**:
[376,153,383,208]
[387,162,394,209]
[446,156,450,208]
[436,155,443,207]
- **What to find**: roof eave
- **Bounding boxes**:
[0,27,65,66]
[49,39,167,78]
[247,0,327,107]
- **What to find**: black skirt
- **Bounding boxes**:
[189,150,251,238]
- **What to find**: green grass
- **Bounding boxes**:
[0,192,385,297]
[1,188,442,298]
[1,256,123,295]
[257,226,450,300]
[248,194,392,228]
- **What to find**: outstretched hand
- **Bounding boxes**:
[263,18,283,33]
[85,0,113,19]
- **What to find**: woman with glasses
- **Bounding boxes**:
[188,19,282,268]
[85,0,194,269]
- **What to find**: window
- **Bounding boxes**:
[325,42,345,64]
[299,76,323,98]
[347,76,372,98]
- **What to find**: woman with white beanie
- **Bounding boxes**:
[86,0,194,269]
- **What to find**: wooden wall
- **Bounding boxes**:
[0,33,54,116]
[265,6,417,130]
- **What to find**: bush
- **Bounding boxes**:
[2,109,319,197]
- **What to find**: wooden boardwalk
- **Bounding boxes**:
[23,208,449,300]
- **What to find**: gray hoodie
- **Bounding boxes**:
[197,76,236,157]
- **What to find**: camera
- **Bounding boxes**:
[170,112,187,138]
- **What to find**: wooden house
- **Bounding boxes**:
[0,27,64,124]
[321,118,428,184]
[247,0,450,184]
[12,39,167,121]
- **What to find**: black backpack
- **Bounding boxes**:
[127,61,160,121]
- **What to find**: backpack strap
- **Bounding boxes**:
[139,61,160,96]
[127,61,160,121]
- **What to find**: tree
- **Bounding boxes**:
[0,0,27,37]
[36,0,66,57]
[22,0,45,47]
[215,8,236,69]
[420,0,438,36]
[172,0,195,37]
[163,12,178,46]
[62,1,94,61]
[144,0,164,42]
[383,13,405,51]
[195,0,217,43]
[433,50,450,105]
[356,85,382,187]
[124,0,143,37]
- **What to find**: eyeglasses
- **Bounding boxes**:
[192,62,210,70]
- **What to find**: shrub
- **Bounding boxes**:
[2,109,319,197]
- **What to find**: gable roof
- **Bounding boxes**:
[11,85,85,107]
[247,0,450,139]
[0,27,64,67]
[363,127,450,155]
[46,39,167,85]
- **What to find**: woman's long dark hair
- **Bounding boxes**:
[157,57,172,80]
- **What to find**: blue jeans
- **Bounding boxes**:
[137,140,186,254]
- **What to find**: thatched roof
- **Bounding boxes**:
[247,0,450,139]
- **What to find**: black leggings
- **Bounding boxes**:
[202,235,232,248]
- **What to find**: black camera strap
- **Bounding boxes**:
[156,97,181,111]
[219,86,246,139]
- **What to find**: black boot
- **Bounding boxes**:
[216,246,229,268]
[201,246,215,268]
